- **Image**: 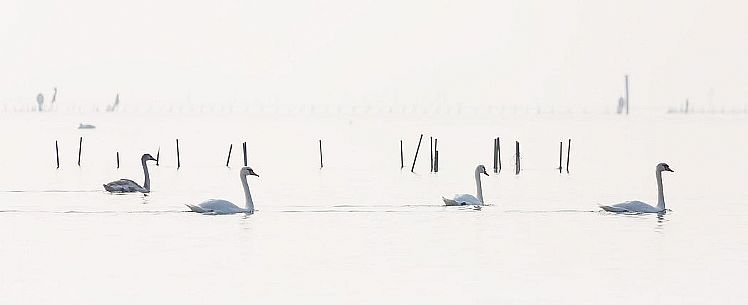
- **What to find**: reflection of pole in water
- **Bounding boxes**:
[51,87,57,104]
[624,75,630,115]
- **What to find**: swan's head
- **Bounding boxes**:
[141,154,157,162]
[477,165,489,176]
[241,166,259,177]
[657,163,674,173]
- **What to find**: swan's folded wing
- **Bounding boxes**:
[185,204,208,213]
[599,205,628,213]
[452,194,482,205]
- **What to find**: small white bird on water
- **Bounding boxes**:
[103,153,157,193]
[443,164,489,206]
[599,163,675,213]
[186,166,259,215]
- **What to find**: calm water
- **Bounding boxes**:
[0,111,746,304]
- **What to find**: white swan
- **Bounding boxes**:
[186,166,258,215]
[600,163,674,213]
[103,154,157,193]
[443,165,489,206]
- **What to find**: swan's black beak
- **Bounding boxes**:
[666,168,674,172]
[483,171,489,176]
[250,172,259,177]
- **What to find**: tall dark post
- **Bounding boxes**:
[566,139,571,173]
[558,141,563,173]
[55,141,59,169]
[116,152,120,169]
[430,136,434,172]
[411,134,423,173]
[242,142,247,166]
[156,147,160,166]
[319,140,323,168]
[400,140,404,169]
[77,137,82,166]
[493,138,499,173]
[497,137,501,172]
[226,144,233,167]
[433,138,439,173]
[176,139,181,169]
[515,141,520,175]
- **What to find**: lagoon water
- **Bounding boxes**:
[0,109,746,304]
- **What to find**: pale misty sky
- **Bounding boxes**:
[0,0,746,111]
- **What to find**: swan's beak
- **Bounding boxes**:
[483,171,489,176]
[250,172,259,177]
[666,168,674,172]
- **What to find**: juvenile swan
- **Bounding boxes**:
[443,165,489,206]
[186,167,258,215]
[103,153,157,193]
[600,163,674,213]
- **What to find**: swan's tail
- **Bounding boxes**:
[185,204,207,213]
[442,197,459,206]
[599,205,627,213]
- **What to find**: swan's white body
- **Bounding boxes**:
[103,154,155,193]
[444,165,489,206]
[600,163,674,213]
[187,167,257,215]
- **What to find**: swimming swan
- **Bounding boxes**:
[600,163,674,213]
[103,153,156,193]
[443,165,489,206]
[186,166,258,215]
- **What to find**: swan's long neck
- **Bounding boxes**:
[656,169,665,211]
[240,174,254,213]
[474,168,484,204]
[142,159,151,191]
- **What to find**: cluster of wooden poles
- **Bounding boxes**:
[55,136,571,173]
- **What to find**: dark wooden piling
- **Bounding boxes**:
[156,147,160,166]
[566,139,571,173]
[176,139,181,169]
[430,136,434,172]
[77,137,82,166]
[242,142,247,166]
[400,140,404,169]
[497,137,501,172]
[433,138,439,172]
[319,139,323,168]
[558,141,563,173]
[515,141,520,175]
[411,134,423,173]
[493,138,499,173]
[226,144,233,167]
[434,150,439,172]
[55,141,59,169]
[116,152,120,169]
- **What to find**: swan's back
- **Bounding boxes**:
[195,199,246,214]
[444,194,482,206]
[103,179,146,193]
[601,200,661,213]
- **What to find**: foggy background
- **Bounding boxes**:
[1,0,746,113]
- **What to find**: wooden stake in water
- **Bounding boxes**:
[176,139,181,169]
[400,140,404,169]
[55,140,59,169]
[566,139,571,174]
[77,137,83,166]
[497,137,501,172]
[558,141,563,173]
[319,139,323,168]
[430,136,434,172]
[156,147,160,166]
[242,142,247,166]
[226,144,233,167]
[434,150,439,173]
[493,138,499,173]
[411,134,423,173]
[434,138,439,173]
[515,141,520,175]
[116,152,120,169]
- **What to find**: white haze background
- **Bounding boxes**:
[1,0,747,111]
